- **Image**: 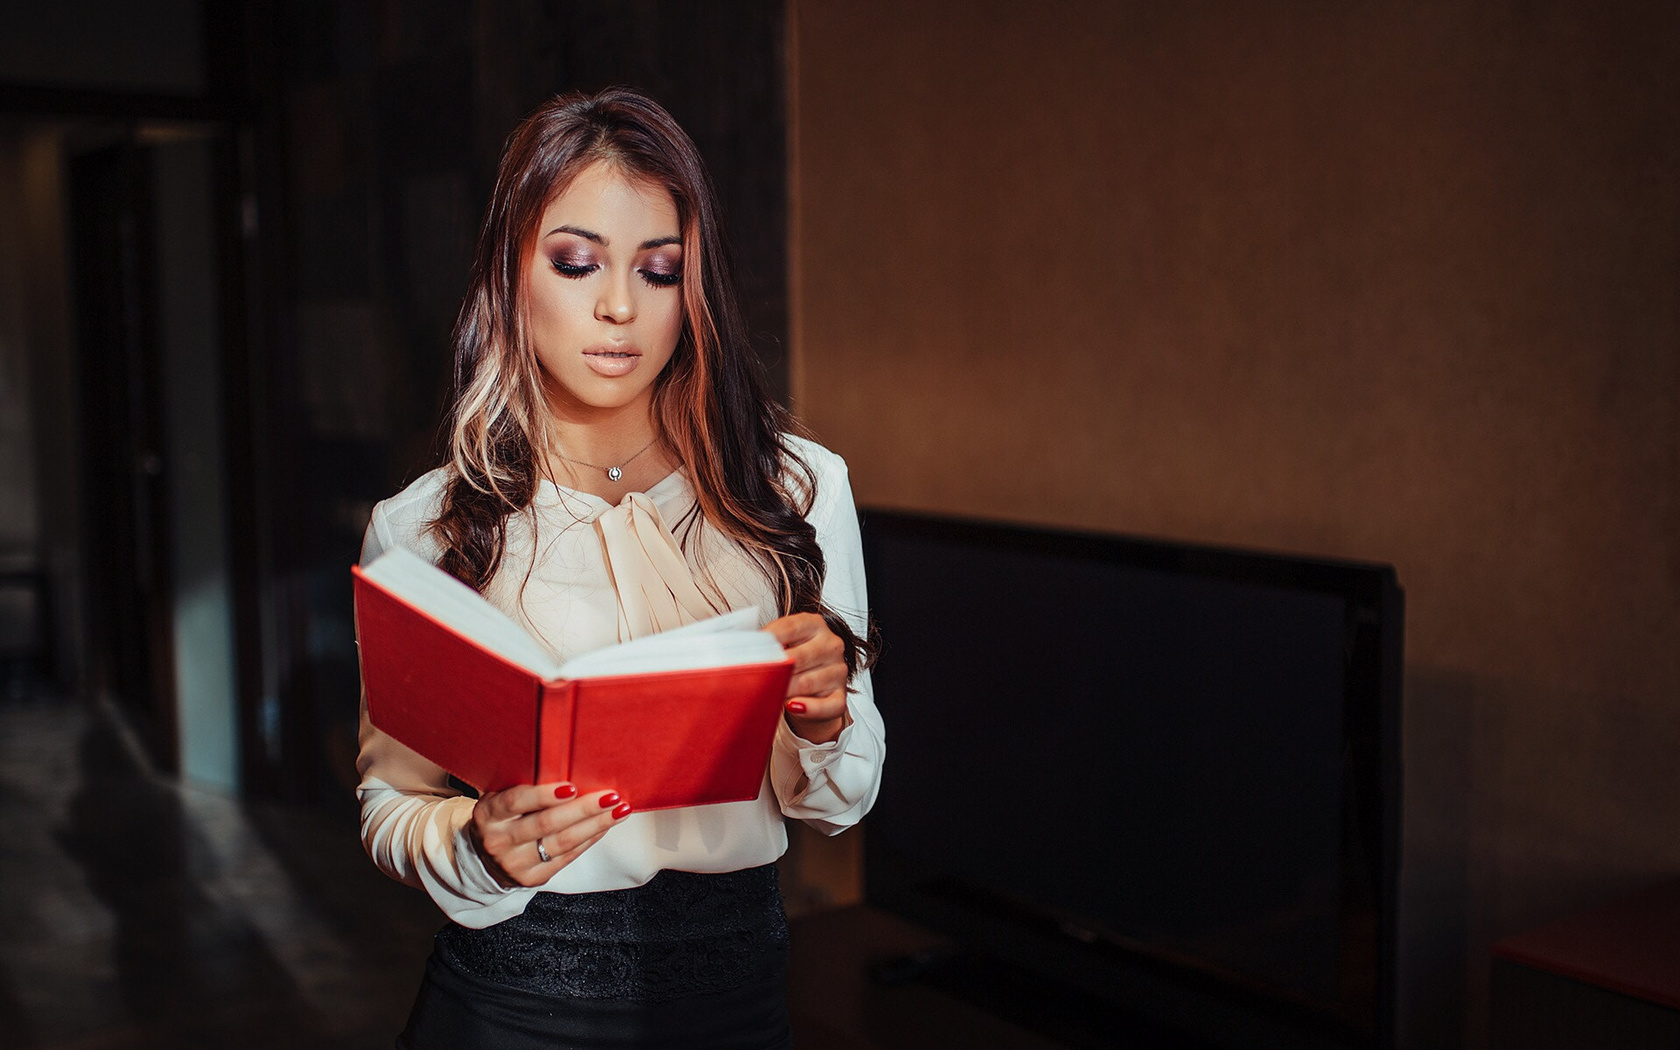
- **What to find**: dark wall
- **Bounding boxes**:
[0,1,204,93]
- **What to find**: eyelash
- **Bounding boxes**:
[552,259,681,288]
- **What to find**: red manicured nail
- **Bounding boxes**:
[786,701,807,714]
[611,802,633,820]
[553,784,577,800]
[598,793,621,809]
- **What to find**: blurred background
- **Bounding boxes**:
[0,1,1674,1048]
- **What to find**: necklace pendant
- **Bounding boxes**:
[606,466,623,482]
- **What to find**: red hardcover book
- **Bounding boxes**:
[352,548,794,810]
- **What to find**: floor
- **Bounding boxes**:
[0,695,446,1049]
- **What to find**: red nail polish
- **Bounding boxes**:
[553,784,577,800]
[598,792,621,809]
[612,802,633,819]
[786,701,807,714]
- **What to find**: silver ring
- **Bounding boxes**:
[534,838,553,864]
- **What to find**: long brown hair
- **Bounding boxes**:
[432,88,873,677]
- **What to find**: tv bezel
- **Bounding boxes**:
[858,507,1403,1050]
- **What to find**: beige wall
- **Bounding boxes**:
[789,2,1678,1045]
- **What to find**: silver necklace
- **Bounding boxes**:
[553,437,658,483]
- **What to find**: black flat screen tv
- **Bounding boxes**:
[860,509,1402,1049]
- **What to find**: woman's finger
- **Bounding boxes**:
[557,827,611,866]
[787,662,848,701]
[478,781,579,823]
[786,688,847,721]
[775,622,843,671]
[763,612,824,649]
[766,613,847,697]
[526,806,623,867]
[491,791,633,887]
[784,686,849,744]
[514,791,632,847]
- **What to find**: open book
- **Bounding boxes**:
[352,546,794,809]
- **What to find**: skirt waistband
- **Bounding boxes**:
[435,864,788,1003]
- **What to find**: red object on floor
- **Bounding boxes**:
[1491,877,1680,1009]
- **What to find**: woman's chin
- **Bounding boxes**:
[544,379,657,418]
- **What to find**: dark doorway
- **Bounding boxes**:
[68,139,178,773]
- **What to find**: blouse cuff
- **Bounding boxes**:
[360,784,536,928]
[771,717,875,833]
[774,715,849,772]
[422,809,544,927]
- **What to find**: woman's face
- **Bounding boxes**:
[523,160,685,423]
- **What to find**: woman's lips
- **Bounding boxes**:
[583,346,641,378]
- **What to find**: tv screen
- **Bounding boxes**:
[861,509,1401,1049]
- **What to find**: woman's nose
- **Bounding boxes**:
[596,280,635,323]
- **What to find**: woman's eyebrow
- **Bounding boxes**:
[549,223,603,243]
[545,226,681,251]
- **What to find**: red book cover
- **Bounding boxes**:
[352,565,794,810]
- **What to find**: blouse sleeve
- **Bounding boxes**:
[768,453,886,833]
[354,504,533,928]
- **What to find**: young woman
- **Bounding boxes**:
[355,88,883,1048]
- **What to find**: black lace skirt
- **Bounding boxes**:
[398,865,791,1050]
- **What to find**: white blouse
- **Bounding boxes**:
[354,436,884,928]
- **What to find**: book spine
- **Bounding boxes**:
[535,679,577,785]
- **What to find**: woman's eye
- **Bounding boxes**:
[639,268,681,288]
[552,258,597,278]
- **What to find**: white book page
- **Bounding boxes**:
[362,548,785,682]
[361,546,564,680]
[556,608,786,679]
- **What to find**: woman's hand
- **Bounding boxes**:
[765,612,850,744]
[469,783,633,888]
